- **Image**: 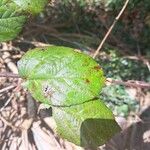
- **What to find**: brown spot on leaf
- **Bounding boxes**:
[93,65,101,71]
[85,79,90,83]
[82,59,90,66]
[31,82,36,92]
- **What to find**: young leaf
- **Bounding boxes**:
[18,46,105,106]
[12,0,49,14]
[53,99,121,148]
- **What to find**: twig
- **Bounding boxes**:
[93,0,130,58]
[146,61,150,72]
[2,43,18,74]
[123,55,150,72]
[0,114,18,130]
[106,78,150,89]
[0,93,14,112]
[0,72,20,78]
[0,137,18,143]
[0,85,16,94]
[16,39,51,47]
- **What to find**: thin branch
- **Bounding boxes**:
[17,39,51,47]
[93,0,130,58]
[123,55,150,72]
[0,114,19,130]
[0,93,14,112]
[0,85,16,94]
[0,72,20,78]
[106,78,150,89]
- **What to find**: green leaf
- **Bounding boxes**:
[12,0,49,14]
[0,1,26,41]
[0,0,49,42]
[53,99,121,148]
[18,46,105,106]
[18,46,121,148]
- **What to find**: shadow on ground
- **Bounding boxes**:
[105,107,150,150]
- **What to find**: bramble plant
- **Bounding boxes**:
[0,0,121,149]
[0,0,48,41]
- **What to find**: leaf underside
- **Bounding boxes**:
[18,46,121,148]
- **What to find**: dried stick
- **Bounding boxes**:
[0,85,16,94]
[93,0,130,58]
[0,93,14,112]
[0,114,18,130]
[106,78,150,89]
[0,72,20,78]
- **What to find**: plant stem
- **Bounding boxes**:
[93,0,130,58]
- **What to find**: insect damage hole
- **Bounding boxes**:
[43,84,55,99]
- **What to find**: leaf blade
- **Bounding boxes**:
[0,2,26,41]
[18,46,106,106]
[53,99,121,148]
